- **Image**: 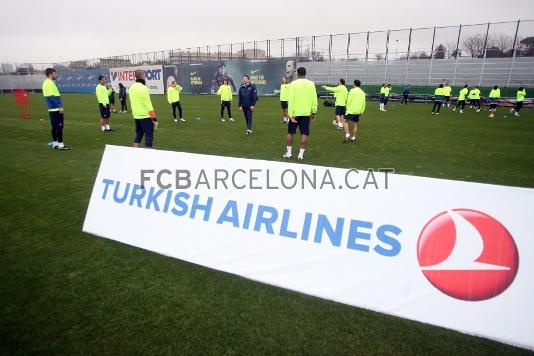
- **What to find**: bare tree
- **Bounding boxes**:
[491,34,513,53]
[444,41,459,58]
[374,53,383,60]
[462,34,486,58]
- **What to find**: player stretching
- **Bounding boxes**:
[488,85,500,118]
[167,81,185,122]
[431,84,445,115]
[342,80,366,143]
[283,67,317,161]
[280,77,289,123]
[379,83,387,111]
[469,86,481,112]
[510,87,526,117]
[322,79,347,130]
[42,68,69,150]
[96,75,113,132]
[217,79,234,122]
[453,85,469,114]
[443,83,452,108]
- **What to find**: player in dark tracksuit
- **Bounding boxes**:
[118,83,127,112]
[238,75,258,135]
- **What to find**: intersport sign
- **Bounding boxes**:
[83,145,534,350]
[109,65,163,94]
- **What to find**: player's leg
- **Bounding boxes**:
[227,102,234,121]
[284,119,297,158]
[143,119,154,148]
[105,105,112,131]
[177,101,184,121]
[342,117,350,143]
[436,102,442,114]
[351,117,359,141]
[49,112,58,147]
[55,112,68,149]
[171,102,177,122]
[133,119,144,148]
[297,117,310,160]
[220,103,225,121]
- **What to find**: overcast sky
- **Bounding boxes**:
[1,0,533,63]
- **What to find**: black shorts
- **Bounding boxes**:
[345,114,360,122]
[48,111,64,127]
[99,103,111,118]
[288,116,311,136]
[384,97,389,105]
[221,100,231,109]
[444,96,451,102]
[280,101,288,109]
[490,103,497,109]
[335,105,346,116]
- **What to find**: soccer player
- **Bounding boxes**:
[384,84,392,109]
[107,84,117,113]
[279,77,289,123]
[453,85,469,114]
[379,83,387,111]
[42,68,69,150]
[96,75,113,132]
[129,70,157,148]
[400,85,410,106]
[342,79,366,143]
[469,86,481,112]
[118,83,127,113]
[283,67,317,161]
[217,79,234,122]
[167,81,185,122]
[431,84,445,115]
[488,85,500,118]
[322,79,347,130]
[238,75,258,135]
[510,87,526,117]
[443,83,452,108]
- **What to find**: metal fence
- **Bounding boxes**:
[2,19,534,87]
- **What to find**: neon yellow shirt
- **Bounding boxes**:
[469,89,480,100]
[96,84,110,105]
[42,78,62,112]
[129,82,154,119]
[489,88,500,98]
[346,87,366,115]
[323,84,348,106]
[458,88,468,101]
[443,86,452,96]
[517,89,526,102]
[167,86,182,103]
[217,84,233,102]
[384,87,391,97]
[288,78,318,117]
[280,83,289,102]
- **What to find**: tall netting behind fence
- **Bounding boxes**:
[1,20,533,91]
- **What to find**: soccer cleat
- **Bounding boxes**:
[174,119,178,122]
[332,120,337,125]
[57,145,70,150]
[343,137,351,143]
[297,156,304,161]
[246,130,252,135]
[229,118,235,122]
[180,118,186,122]
[221,118,226,122]
[106,128,114,132]
[452,108,456,112]
[510,108,514,113]
[460,110,463,114]
[283,153,292,159]
[431,112,435,115]
[350,136,357,142]
[514,112,520,117]
[489,114,494,118]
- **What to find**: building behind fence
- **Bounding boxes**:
[1,19,534,90]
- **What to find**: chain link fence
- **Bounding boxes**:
[1,19,533,88]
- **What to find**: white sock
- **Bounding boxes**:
[351,136,356,140]
[345,133,350,138]
[105,124,110,130]
[298,148,305,158]
[101,126,106,131]
[286,146,292,155]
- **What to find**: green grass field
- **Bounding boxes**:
[1,93,533,355]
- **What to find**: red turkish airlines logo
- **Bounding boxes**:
[417,209,519,301]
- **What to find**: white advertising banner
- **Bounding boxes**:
[83,145,534,350]
[109,65,164,94]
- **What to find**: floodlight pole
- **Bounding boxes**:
[428,26,436,86]
[328,34,333,83]
[405,28,412,85]
[384,30,390,82]
[364,31,370,82]
[452,24,462,86]
[478,22,490,87]
[507,19,520,87]
[346,33,351,80]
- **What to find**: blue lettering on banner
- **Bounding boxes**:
[99,179,403,257]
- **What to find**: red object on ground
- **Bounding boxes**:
[13,90,32,119]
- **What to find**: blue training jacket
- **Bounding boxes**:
[238,83,258,108]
